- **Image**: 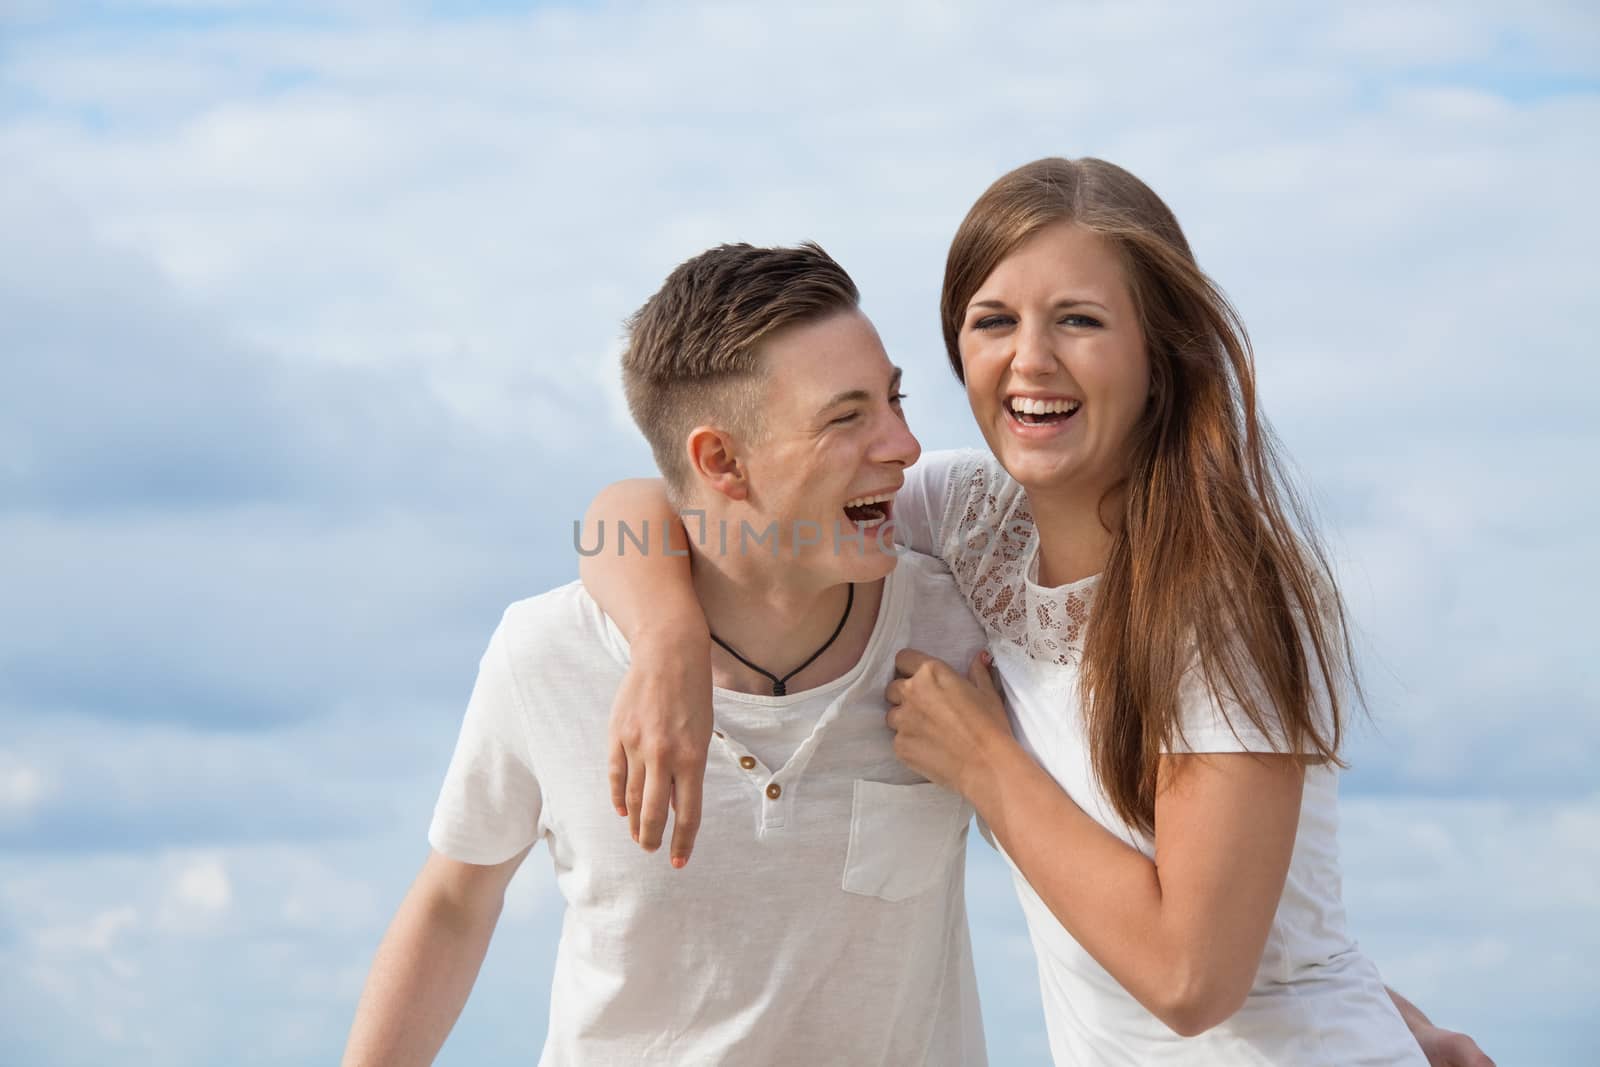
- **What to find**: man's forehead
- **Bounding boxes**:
[810,364,902,411]
[759,313,894,390]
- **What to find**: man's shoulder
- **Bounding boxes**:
[892,550,965,605]
[496,580,628,673]
[892,551,987,654]
[499,578,585,627]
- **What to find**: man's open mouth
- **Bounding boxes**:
[1008,396,1082,426]
[842,492,895,528]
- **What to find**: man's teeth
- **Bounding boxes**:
[843,492,895,509]
[1009,397,1081,416]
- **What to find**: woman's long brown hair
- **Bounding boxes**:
[941,158,1357,835]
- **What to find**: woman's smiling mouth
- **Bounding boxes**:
[1005,395,1082,430]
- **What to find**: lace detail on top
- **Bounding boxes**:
[941,454,1098,665]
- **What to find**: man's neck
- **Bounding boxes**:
[687,537,883,698]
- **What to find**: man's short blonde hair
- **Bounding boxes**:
[621,242,859,499]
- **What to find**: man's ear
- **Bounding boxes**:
[685,425,748,502]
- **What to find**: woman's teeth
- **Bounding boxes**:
[1008,396,1082,417]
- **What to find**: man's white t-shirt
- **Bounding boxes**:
[429,551,989,1066]
[896,450,1428,1067]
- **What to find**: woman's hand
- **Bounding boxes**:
[884,647,1013,794]
[1415,1025,1496,1067]
[1388,986,1496,1067]
[607,628,714,868]
[578,477,712,867]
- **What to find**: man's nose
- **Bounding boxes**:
[878,409,921,468]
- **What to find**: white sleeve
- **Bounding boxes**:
[428,615,543,865]
[1166,643,1336,756]
[1167,669,1284,754]
[896,449,986,563]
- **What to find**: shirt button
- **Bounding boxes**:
[765,782,782,800]
[739,756,757,770]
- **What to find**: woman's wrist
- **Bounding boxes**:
[630,612,710,666]
[959,725,1027,812]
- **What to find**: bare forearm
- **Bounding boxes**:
[967,742,1191,1023]
[888,655,1302,1036]
[968,738,1302,1035]
[341,886,500,1067]
[578,479,705,642]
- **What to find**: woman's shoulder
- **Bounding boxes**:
[906,449,1028,554]
[920,454,1076,661]
[939,448,1028,525]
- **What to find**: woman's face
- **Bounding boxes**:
[958,221,1151,501]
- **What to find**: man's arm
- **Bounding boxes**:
[1388,986,1497,1067]
[341,847,530,1067]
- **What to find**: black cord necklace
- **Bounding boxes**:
[708,584,855,697]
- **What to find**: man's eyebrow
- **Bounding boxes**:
[816,366,903,415]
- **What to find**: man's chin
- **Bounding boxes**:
[834,538,901,581]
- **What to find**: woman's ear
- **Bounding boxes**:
[685,425,748,502]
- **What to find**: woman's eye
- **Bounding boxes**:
[972,314,1012,331]
[830,412,861,426]
[889,392,907,405]
[1062,313,1103,328]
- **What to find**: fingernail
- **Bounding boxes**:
[981,650,992,665]
[671,856,686,869]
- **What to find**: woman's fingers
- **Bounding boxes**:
[626,751,647,844]
[967,649,997,695]
[668,763,705,868]
[637,761,673,852]
[607,736,629,817]
[893,647,935,677]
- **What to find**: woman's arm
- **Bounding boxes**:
[1389,988,1498,1067]
[988,739,1300,1034]
[578,479,713,867]
[885,649,1299,1036]
[887,651,1493,1052]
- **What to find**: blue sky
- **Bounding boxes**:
[1,1,1596,1063]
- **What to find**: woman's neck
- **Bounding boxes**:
[1026,480,1124,588]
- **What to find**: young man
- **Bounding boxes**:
[341,243,992,1065]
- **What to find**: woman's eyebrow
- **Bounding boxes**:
[968,297,1108,312]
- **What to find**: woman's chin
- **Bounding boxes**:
[993,445,1080,488]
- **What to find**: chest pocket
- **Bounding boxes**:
[841,779,970,902]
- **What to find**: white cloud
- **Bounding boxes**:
[1341,792,1600,1048]
[277,856,381,932]
[0,838,419,1062]
[163,855,232,930]
[35,905,140,957]
[0,757,48,819]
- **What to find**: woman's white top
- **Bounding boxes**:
[897,449,1426,1066]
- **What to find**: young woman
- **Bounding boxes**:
[583,159,1492,1065]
